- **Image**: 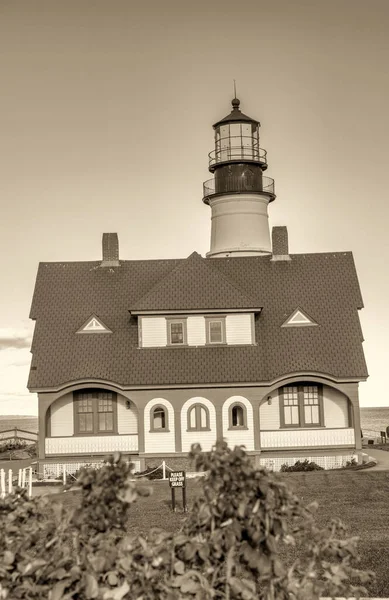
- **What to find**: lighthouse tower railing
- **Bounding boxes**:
[203,175,275,203]
[209,138,268,168]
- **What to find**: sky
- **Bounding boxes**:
[0,0,388,415]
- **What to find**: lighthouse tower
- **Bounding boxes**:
[203,98,275,257]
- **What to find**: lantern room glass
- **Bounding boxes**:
[214,122,259,163]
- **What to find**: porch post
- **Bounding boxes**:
[347,383,362,451]
[174,407,182,452]
[38,394,51,460]
[215,405,224,443]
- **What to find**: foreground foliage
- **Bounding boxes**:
[0,442,374,599]
[280,459,324,472]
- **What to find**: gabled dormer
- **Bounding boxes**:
[129,252,261,348]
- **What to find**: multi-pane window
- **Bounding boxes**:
[75,390,116,435]
[209,320,223,343]
[78,398,93,432]
[303,386,320,425]
[281,385,323,428]
[188,404,209,431]
[283,387,299,425]
[206,317,225,345]
[230,404,245,428]
[151,406,167,431]
[168,320,186,345]
[98,397,114,431]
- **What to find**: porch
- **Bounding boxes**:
[45,434,139,455]
[260,427,355,449]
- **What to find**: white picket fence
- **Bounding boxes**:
[0,467,33,498]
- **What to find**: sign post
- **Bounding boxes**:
[168,470,187,512]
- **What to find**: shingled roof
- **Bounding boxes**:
[130,251,260,313]
[27,252,368,391]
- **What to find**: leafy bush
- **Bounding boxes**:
[344,458,358,468]
[0,439,37,457]
[0,439,28,452]
[0,443,374,599]
[280,459,324,472]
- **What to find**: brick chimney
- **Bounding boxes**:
[101,233,120,267]
[271,226,291,261]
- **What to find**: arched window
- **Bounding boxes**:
[228,403,247,429]
[187,404,210,431]
[150,405,169,432]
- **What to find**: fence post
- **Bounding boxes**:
[28,467,33,498]
[18,469,22,487]
[8,469,12,495]
[162,460,166,480]
[63,465,66,485]
[0,469,5,498]
[21,468,26,488]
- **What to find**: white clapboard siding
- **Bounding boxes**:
[222,396,254,450]
[181,397,217,453]
[260,428,355,449]
[226,314,252,345]
[45,434,139,455]
[144,398,175,453]
[117,395,138,434]
[50,393,74,436]
[187,317,206,346]
[259,394,280,430]
[323,386,349,428]
[140,317,167,347]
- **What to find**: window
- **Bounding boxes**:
[167,319,187,345]
[280,385,323,428]
[205,317,226,345]
[74,390,116,435]
[303,386,320,425]
[150,405,169,432]
[187,404,210,431]
[229,403,247,429]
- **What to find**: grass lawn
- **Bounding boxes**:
[57,470,389,597]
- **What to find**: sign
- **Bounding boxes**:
[169,470,186,488]
[168,470,187,512]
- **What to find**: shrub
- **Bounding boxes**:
[0,444,374,599]
[0,439,37,458]
[0,439,28,453]
[280,459,324,472]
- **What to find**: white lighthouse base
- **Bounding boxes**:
[206,193,272,258]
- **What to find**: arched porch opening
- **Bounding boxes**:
[258,378,359,452]
[41,385,139,459]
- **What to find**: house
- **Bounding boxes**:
[28,97,368,476]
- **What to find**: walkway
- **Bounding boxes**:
[362,448,389,471]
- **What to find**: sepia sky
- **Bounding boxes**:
[0,0,388,414]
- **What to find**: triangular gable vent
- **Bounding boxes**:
[281,308,318,328]
[77,315,112,334]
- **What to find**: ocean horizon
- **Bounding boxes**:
[1,407,389,436]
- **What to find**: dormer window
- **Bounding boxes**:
[205,317,226,345]
[167,318,187,346]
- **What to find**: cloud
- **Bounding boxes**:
[0,329,32,350]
